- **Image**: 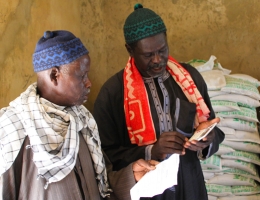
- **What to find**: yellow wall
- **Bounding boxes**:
[1,0,260,112]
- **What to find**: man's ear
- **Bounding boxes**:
[50,67,60,86]
[125,44,134,57]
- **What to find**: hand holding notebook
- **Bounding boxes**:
[189,117,220,141]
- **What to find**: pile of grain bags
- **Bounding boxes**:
[188,56,260,200]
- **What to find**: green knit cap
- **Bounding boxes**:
[123,3,167,44]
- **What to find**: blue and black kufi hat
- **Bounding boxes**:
[123,4,167,44]
[33,30,89,72]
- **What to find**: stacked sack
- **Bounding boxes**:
[0,176,2,200]
[187,56,260,200]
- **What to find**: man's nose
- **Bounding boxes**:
[152,52,161,63]
[85,79,92,88]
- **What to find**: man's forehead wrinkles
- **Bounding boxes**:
[137,43,167,54]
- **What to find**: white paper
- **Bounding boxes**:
[130,154,180,200]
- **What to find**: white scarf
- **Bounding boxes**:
[0,83,111,197]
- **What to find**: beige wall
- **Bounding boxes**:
[1,0,260,112]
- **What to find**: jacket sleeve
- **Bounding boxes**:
[94,71,146,171]
[104,151,135,200]
[181,63,225,158]
[198,70,225,158]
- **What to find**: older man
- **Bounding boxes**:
[0,30,157,200]
[94,4,224,200]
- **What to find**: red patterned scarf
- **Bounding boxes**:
[123,56,210,146]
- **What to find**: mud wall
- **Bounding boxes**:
[1,0,260,111]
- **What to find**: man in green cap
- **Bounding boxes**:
[94,4,224,200]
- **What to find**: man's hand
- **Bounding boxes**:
[133,159,159,182]
[184,129,215,151]
[151,131,187,160]
[184,117,220,151]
